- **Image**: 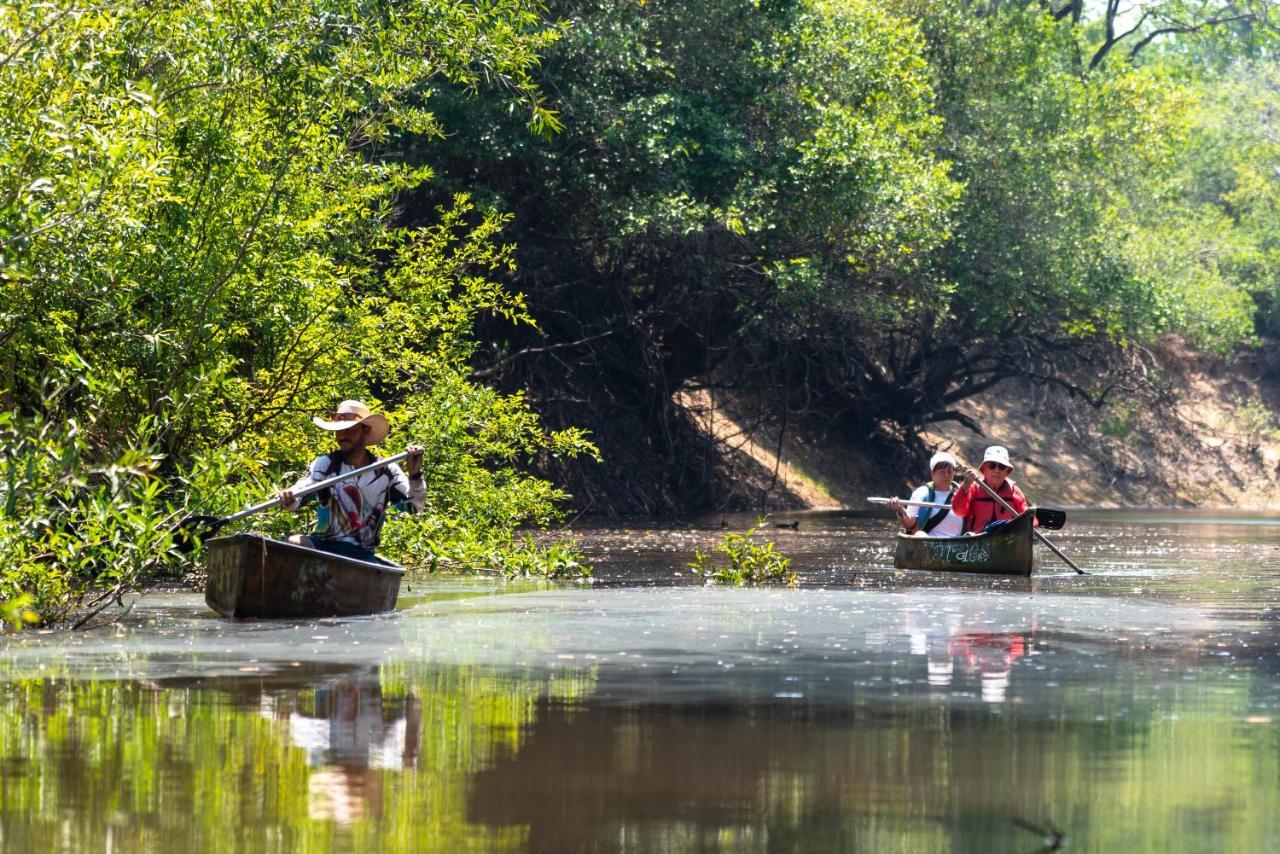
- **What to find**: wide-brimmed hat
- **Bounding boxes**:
[982,445,1013,470]
[312,400,389,445]
[929,451,958,471]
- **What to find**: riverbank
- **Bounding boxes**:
[669,337,1280,512]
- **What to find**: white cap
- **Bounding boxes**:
[982,445,1013,469]
[929,451,957,470]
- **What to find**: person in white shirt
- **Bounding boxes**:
[889,451,965,538]
[279,400,425,564]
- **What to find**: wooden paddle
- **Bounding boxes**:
[868,497,1066,530]
[176,450,413,550]
[962,475,1086,575]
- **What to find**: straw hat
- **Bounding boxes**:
[311,400,389,445]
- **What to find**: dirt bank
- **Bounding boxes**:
[670,338,1280,511]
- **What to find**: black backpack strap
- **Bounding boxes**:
[922,490,952,534]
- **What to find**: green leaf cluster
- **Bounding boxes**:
[905,5,1213,346]
[0,401,180,625]
[421,0,1272,463]
[1122,53,1280,349]
[690,518,796,586]
[431,0,958,306]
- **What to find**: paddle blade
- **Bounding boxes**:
[1035,508,1066,530]
[172,514,225,553]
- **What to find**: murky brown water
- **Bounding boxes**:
[2,510,1280,852]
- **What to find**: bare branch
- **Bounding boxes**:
[470,329,618,380]
[1126,13,1256,62]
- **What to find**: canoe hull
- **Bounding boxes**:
[204,533,403,619]
[893,510,1037,577]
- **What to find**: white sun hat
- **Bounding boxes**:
[311,400,389,445]
[928,451,958,470]
[982,445,1013,469]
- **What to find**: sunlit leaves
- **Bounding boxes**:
[0,0,560,451]
[0,0,591,616]
[690,518,796,586]
[1123,56,1280,347]
[0,405,180,625]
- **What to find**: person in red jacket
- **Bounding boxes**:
[951,445,1033,534]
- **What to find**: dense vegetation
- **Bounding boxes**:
[2,0,1278,620]
[425,0,1280,511]
[0,0,594,624]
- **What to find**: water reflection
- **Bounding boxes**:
[0,627,1277,852]
[264,670,422,822]
[0,662,588,852]
[935,631,1025,703]
[872,606,1031,703]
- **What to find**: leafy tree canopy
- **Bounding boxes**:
[0,0,593,623]
[419,0,1268,504]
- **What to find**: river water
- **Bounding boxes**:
[2,510,1280,852]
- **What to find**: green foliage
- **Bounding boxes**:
[428,0,1268,473]
[1098,399,1142,446]
[0,0,592,622]
[1,0,560,455]
[915,6,1181,341]
[420,0,961,506]
[3,0,1276,611]
[690,518,795,586]
[387,518,591,579]
[0,401,181,625]
[1125,56,1280,345]
[799,1,1265,429]
[428,0,959,325]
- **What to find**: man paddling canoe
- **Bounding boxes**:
[951,445,1035,534]
[278,400,425,565]
[889,451,966,537]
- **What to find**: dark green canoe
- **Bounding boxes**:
[204,533,403,619]
[893,510,1037,577]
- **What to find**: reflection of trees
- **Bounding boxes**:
[469,696,962,852]
[462,606,1278,854]
[467,678,1280,854]
[0,662,593,852]
[1,642,1278,851]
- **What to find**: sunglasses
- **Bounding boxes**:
[981,462,1010,472]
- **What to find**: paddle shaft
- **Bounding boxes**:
[966,475,1086,575]
[220,450,412,526]
[868,497,950,509]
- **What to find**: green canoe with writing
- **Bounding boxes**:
[894,510,1037,577]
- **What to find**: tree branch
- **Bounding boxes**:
[927,408,987,435]
[470,329,618,380]
[1126,13,1256,62]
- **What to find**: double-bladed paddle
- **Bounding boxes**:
[175,450,413,551]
